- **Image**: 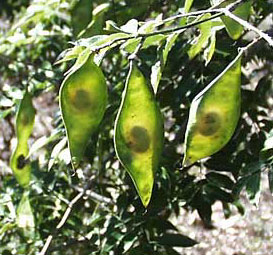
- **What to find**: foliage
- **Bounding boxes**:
[0,0,273,254]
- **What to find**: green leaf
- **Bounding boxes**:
[188,13,212,60]
[28,131,60,157]
[120,38,141,54]
[0,222,16,236]
[16,191,35,230]
[197,199,212,226]
[151,32,179,93]
[157,233,198,247]
[204,184,234,203]
[232,175,251,197]
[206,172,235,190]
[214,0,252,40]
[55,46,85,65]
[148,218,178,232]
[71,0,93,36]
[48,137,67,170]
[121,19,138,34]
[79,3,110,38]
[64,48,91,76]
[0,108,13,119]
[122,231,138,253]
[138,15,163,34]
[233,162,262,205]
[57,33,131,66]
[204,31,216,65]
[121,35,166,54]
[143,35,166,49]
[184,0,195,13]
[246,170,261,206]
[260,130,273,161]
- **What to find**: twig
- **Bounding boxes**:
[239,36,262,52]
[128,37,145,61]
[162,9,220,23]
[39,176,96,255]
[139,13,223,37]
[73,185,114,205]
[221,8,273,47]
[92,0,257,54]
[92,13,223,53]
[93,36,134,52]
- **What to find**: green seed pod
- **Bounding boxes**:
[114,62,164,207]
[60,55,108,169]
[219,0,252,40]
[10,90,35,187]
[183,52,242,167]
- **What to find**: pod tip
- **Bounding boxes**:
[182,155,193,168]
[139,192,152,208]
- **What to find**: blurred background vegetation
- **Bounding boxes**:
[0,0,273,254]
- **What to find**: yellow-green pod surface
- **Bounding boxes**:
[114,62,164,207]
[220,0,252,40]
[60,55,107,169]
[10,91,35,187]
[183,52,242,167]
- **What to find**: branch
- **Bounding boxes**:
[139,13,223,37]
[221,8,273,47]
[92,13,223,53]
[39,176,96,255]
[92,0,260,53]
[128,37,145,61]
[73,185,114,206]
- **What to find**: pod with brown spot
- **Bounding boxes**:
[10,90,35,187]
[60,54,107,169]
[183,51,242,167]
[114,62,164,207]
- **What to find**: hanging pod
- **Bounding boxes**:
[183,51,242,167]
[60,54,108,169]
[114,62,164,207]
[10,90,35,187]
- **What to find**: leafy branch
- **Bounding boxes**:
[220,8,273,46]
[38,1,270,254]
[92,0,272,54]
[39,175,113,255]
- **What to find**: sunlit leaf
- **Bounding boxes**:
[188,14,212,60]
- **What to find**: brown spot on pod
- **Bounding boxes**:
[21,113,30,126]
[17,155,29,169]
[198,111,221,136]
[71,89,92,111]
[126,126,150,153]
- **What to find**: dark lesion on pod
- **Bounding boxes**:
[198,111,221,136]
[21,113,30,126]
[70,89,92,111]
[126,126,150,153]
[17,154,30,169]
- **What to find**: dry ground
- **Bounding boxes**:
[170,176,273,255]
